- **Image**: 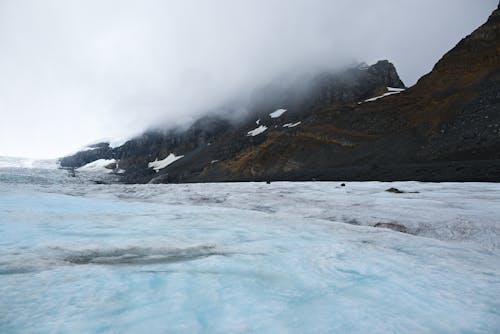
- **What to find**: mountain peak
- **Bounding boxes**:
[369,60,405,88]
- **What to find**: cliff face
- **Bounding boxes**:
[61,6,500,183]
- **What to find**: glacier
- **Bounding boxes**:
[0,164,499,333]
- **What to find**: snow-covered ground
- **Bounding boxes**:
[0,165,499,333]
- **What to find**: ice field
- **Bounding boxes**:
[1,164,499,333]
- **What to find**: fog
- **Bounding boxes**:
[0,0,496,158]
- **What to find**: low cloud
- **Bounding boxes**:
[0,0,496,158]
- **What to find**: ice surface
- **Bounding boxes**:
[77,159,116,173]
[1,169,499,333]
[0,156,58,169]
[269,108,287,118]
[148,153,184,172]
[247,125,268,136]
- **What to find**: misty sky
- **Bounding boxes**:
[0,0,497,158]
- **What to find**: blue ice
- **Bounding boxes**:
[1,168,499,333]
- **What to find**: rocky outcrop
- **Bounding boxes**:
[60,6,500,183]
[60,142,114,168]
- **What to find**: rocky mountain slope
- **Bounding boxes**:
[61,5,500,183]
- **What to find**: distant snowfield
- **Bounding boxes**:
[1,171,499,332]
[148,153,184,172]
[0,156,58,169]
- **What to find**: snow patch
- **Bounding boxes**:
[363,87,405,103]
[269,109,287,118]
[148,153,184,172]
[77,159,116,173]
[256,119,260,125]
[283,122,301,128]
[247,125,268,137]
[387,87,405,92]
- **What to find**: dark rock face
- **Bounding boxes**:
[112,115,236,183]
[305,60,405,106]
[59,142,114,168]
[60,6,500,183]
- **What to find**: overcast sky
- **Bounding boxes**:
[0,0,497,158]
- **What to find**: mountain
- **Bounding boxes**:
[61,5,500,183]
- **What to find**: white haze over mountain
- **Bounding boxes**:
[0,0,497,158]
